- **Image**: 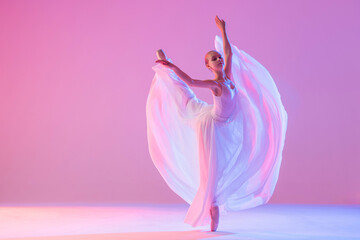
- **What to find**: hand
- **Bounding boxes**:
[215,15,226,31]
[155,59,175,69]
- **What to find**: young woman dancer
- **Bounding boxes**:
[146,16,288,232]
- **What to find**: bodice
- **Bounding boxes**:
[212,80,238,121]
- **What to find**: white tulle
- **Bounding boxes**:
[146,35,288,227]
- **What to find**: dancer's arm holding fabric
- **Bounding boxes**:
[155,59,218,90]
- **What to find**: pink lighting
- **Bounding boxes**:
[0,0,359,238]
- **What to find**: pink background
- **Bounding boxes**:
[0,0,359,205]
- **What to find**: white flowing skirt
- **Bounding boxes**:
[146,35,288,227]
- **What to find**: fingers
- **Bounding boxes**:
[215,15,225,25]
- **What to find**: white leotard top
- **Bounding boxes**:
[212,79,238,121]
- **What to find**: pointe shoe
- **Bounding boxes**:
[210,205,219,232]
[156,49,168,61]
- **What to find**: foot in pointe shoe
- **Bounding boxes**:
[156,49,168,61]
[210,205,219,232]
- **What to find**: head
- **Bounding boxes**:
[205,50,224,73]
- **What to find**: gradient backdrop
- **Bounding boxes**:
[0,0,359,205]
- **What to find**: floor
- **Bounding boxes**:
[0,203,359,240]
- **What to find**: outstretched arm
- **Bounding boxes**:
[215,16,233,78]
[155,59,218,90]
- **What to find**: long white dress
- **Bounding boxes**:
[146,35,288,227]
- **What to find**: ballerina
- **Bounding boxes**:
[146,16,288,232]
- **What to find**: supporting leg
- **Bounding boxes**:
[210,200,219,232]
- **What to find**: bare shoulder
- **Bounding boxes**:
[190,79,221,96]
[204,80,223,96]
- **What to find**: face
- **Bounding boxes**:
[206,51,224,72]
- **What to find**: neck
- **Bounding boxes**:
[213,70,227,81]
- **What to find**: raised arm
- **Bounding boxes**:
[215,16,233,79]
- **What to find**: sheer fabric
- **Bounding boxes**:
[146,35,288,227]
